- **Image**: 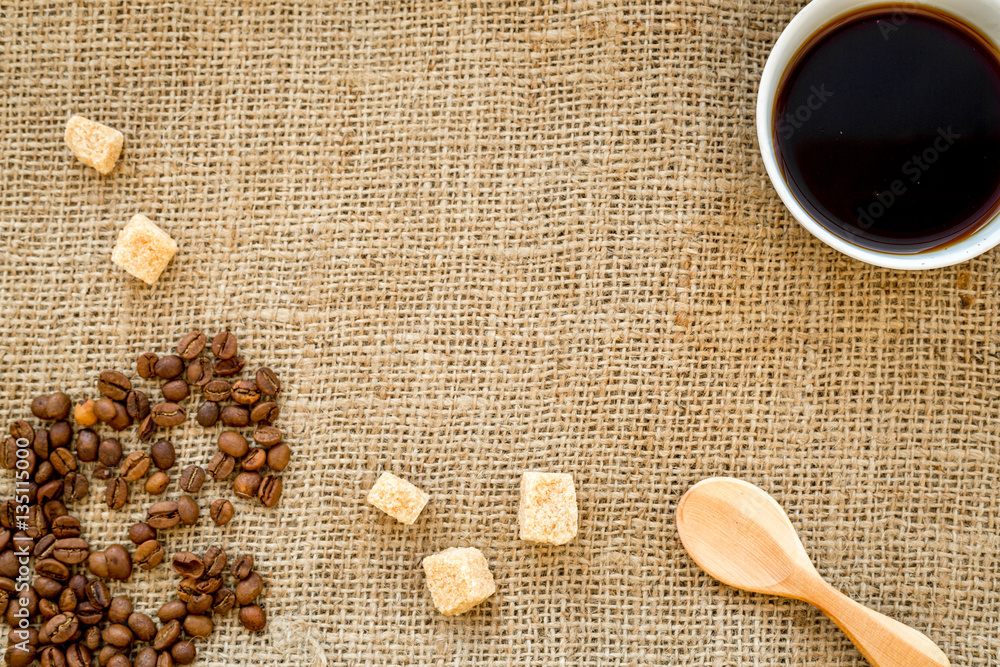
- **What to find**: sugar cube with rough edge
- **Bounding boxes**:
[366,472,429,525]
[422,547,496,615]
[111,215,178,285]
[518,471,578,545]
[64,115,124,175]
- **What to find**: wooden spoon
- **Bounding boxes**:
[676,477,949,667]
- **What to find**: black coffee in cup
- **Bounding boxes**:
[773,5,1000,253]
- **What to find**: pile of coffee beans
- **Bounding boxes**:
[1,330,285,666]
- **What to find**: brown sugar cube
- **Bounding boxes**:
[111,214,178,285]
[421,547,496,615]
[518,471,578,545]
[64,115,124,175]
[366,472,428,525]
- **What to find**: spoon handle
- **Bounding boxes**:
[806,580,949,667]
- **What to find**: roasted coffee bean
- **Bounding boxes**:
[33,429,51,460]
[266,443,291,472]
[47,393,73,421]
[178,466,205,493]
[157,600,187,623]
[98,439,123,467]
[161,380,189,403]
[137,415,156,441]
[135,647,158,667]
[185,593,210,614]
[75,429,98,462]
[177,577,200,602]
[171,552,204,579]
[44,612,79,644]
[83,625,101,649]
[202,546,227,577]
[209,499,234,526]
[230,554,254,580]
[25,505,49,539]
[74,601,103,625]
[0,529,10,551]
[128,612,157,642]
[97,646,124,667]
[46,498,70,519]
[202,380,230,402]
[33,576,62,599]
[211,587,235,613]
[239,604,267,632]
[177,331,206,359]
[206,452,235,480]
[97,371,131,402]
[62,472,89,503]
[133,540,164,570]
[32,395,51,419]
[195,401,219,427]
[218,431,249,457]
[73,399,98,427]
[153,619,181,651]
[40,597,60,620]
[58,588,77,612]
[153,356,185,380]
[93,398,117,423]
[219,405,249,427]
[9,419,33,443]
[5,644,36,667]
[195,575,222,595]
[35,459,55,486]
[177,496,199,526]
[108,597,132,625]
[109,655,133,667]
[102,623,133,648]
[53,539,89,565]
[0,438,17,470]
[214,356,245,377]
[39,646,65,667]
[106,478,128,511]
[48,448,76,476]
[147,501,180,529]
[250,401,279,424]
[230,380,260,405]
[105,544,132,581]
[255,367,280,396]
[38,480,65,506]
[0,551,18,578]
[241,448,267,471]
[150,403,185,428]
[86,552,109,579]
[149,440,175,470]
[257,474,283,508]
[52,516,82,539]
[156,650,174,667]
[136,353,159,379]
[145,471,169,495]
[67,575,87,602]
[120,451,151,482]
[171,640,196,665]
[49,421,72,448]
[85,581,110,609]
[184,358,213,387]
[128,523,157,545]
[34,535,57,560]
[108,402,131,431]
[125,390,150,421]
[92,465,111,481]
[233,471,262,499]
[210,331,237,359]
[253,425,282,448]
[182,614,213,638]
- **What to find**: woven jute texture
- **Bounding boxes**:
[2,0,999,664]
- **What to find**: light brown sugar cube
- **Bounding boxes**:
[519,471,578,545]
[366,472,429,524]
[111,215,178,285]
[65,115,124,175]
[422,547,496,615]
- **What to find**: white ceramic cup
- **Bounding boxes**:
[757,0,1000,270]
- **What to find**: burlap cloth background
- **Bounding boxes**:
[1,0,998,664]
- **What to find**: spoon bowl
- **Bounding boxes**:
[677,478,949,667]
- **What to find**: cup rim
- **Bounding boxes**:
[756,0,1000,270]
